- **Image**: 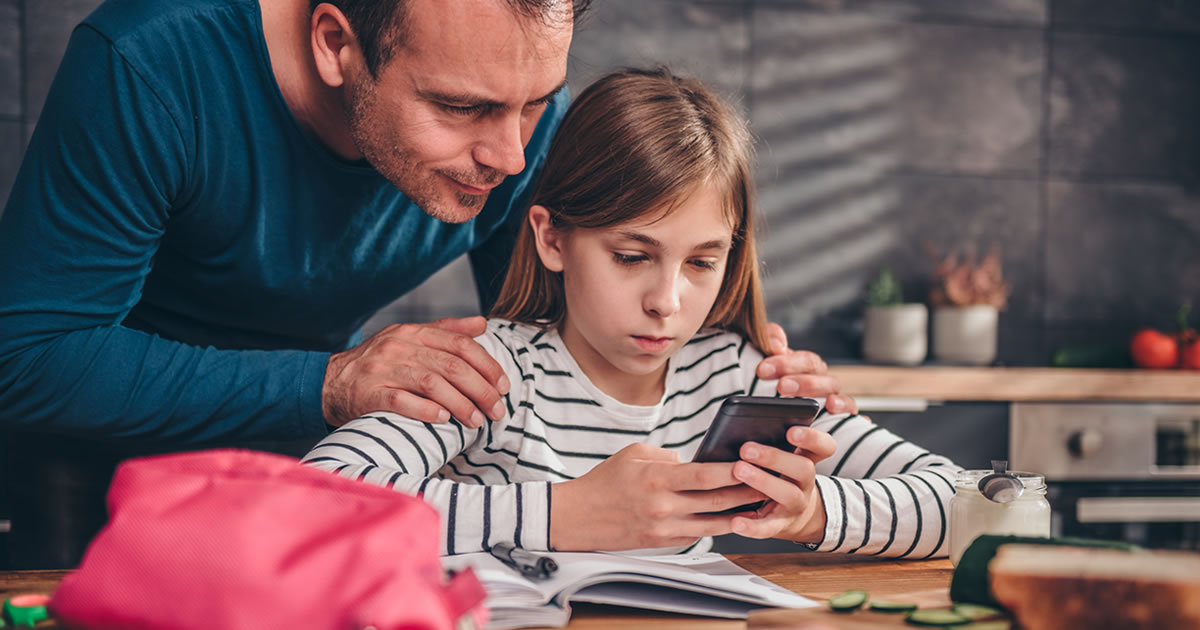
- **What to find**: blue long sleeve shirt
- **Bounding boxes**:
[0,0,567,444]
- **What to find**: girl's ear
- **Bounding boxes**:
[528,205,566,272]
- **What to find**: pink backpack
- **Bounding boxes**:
[49,449,486,630]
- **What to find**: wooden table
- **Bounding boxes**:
[0,553,954,629]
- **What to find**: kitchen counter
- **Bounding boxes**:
[829,365,1200,403]
[1,554,955,629]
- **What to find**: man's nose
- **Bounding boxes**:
[473,113,527,176]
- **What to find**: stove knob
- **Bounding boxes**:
[1067,429,1103,458]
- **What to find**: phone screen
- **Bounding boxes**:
[693,396,822,463]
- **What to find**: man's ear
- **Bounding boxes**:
[310,4,359,88]
[528,205,566,272]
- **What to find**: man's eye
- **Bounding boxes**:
[440,103,485,116]
[613,253,647,265]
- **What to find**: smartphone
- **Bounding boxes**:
[692,396,822,513]
[693,396,822,464]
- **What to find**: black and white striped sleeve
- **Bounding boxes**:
[808,412,961,559]
[302,413,552,556]
[300,326,554,556]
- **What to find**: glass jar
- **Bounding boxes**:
[948,468,1051,566]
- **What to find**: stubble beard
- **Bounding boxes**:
[345,76,500,224]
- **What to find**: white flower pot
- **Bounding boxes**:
[863,304,928,365]
[933,305,998,365]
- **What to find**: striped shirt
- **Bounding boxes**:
[302,319,960,558]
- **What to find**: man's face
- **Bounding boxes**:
[345,0,572,223]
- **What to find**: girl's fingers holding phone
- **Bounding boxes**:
[731,460,807,507]
[671,461,742,491]
[680,485,767,515]
[788,426,837,461]
[739,442,818,489]
[729,506,804,540]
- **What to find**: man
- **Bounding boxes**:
[0,0,853,567]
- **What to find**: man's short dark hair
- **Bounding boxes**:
[311,0,590,78]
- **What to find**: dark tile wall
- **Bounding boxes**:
[0,0,19,118]
[571,0,1200,366]
[1,0,106,223]
[2,0,1198,365]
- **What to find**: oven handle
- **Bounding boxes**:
[1076,497,1200,523]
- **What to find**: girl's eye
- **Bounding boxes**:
[440,103,486,117]
[613,253,647,266]
[690,259,718,271]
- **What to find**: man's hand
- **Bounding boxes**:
[760,322,858,415]
[322,316,510,428]
[726,425,838,543]
[550,443,768,551]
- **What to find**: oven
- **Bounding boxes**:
[1010,402,1200,550]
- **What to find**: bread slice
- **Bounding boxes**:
[989,544,1200,630]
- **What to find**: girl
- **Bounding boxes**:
[304,68,960,558]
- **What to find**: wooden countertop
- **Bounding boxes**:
[1,554,955,629]
[829,365,1200,403]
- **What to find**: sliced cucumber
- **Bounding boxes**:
[828,589,869,612]
[953,603,1003,621]
[869,600,919,613]
[906,609,970,626]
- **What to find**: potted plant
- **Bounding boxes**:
[862,265,928,365]
[928,246,1011,365]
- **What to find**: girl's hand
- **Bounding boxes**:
[550,443,768,551]
[725,425,838,543]
[759,322,858,415]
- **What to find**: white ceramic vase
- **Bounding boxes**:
[932,305,998,365]
[863,304,928,365]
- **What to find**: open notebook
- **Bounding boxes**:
[441,551,817,630]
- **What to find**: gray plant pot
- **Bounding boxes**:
[863,304,928,365]
[932,305,998,365]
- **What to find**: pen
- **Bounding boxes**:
[488,542,558,580]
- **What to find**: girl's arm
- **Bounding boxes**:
[737,345,960,559]
[807,412,961,559]
[302,413,553,555]
[303,325,557,555]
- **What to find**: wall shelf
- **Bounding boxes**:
[828,366,1200,403]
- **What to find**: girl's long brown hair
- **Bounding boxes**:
[490,67,772,354]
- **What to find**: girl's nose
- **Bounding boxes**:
[643,273,682,319]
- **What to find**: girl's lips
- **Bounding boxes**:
[633,336,672,353]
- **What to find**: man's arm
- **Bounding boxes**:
[0,26,328,443]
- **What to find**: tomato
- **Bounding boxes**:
[1181,339,1200,370]
[1130,329,1179,369]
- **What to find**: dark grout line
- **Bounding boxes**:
[744,0,754,117]
[1037,3,1054,370]
[1048,22,1200,43]
[17,0,26,143]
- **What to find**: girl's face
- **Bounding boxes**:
[530,183,735,404]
